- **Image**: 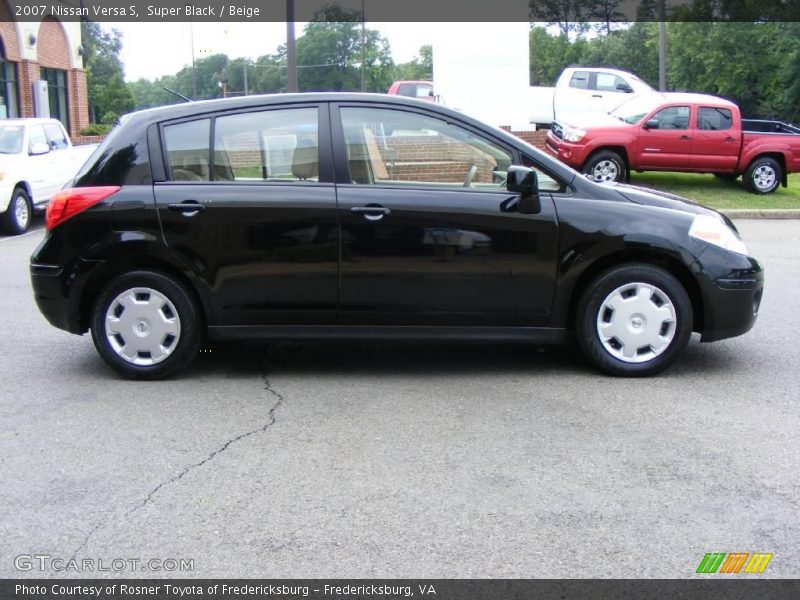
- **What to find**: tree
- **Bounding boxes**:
[81,21,135,123]
[394,45,432,82]
[295,6,395,92]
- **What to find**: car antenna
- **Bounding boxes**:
[163,87,192,103]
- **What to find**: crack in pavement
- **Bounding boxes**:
[70,344,284,561]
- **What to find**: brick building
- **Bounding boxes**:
[0,2,88,137]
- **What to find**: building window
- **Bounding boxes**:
[40,67,69,129]
[0,58,19,119]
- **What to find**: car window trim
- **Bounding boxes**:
[155,101,333,185]
[330,101,529,190]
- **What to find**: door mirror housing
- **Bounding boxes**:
[29,141,50,156]
[644,119,660,130]
[507,165,540,214]
[616,82,634,93]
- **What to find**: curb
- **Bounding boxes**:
[720,209,800,220]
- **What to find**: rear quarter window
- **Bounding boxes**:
[163,119,211,181]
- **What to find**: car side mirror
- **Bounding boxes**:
[29,142,50,156]
[616,82,633,93]
[644,119,659,130]
[507,165,540,214]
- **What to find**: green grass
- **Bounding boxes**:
[628,172,800,210]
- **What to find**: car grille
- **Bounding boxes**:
[551,122,563,140]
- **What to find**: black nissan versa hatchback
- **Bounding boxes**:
[30,93,763,379]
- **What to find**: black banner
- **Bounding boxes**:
[4,580,800,600]
[5,0,800,23]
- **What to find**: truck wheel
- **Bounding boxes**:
[584,151,626,184]
[90,271,202,380]
[576,264,693,377]
[743,157,781,194]
[2,187,32,235]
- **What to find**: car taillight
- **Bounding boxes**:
[45,186,121,231]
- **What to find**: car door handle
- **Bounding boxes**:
[591,94,603,98]
[680,135,691,140]
[351,205,391,221]
[168,201,205,214]
[724,136,736,142]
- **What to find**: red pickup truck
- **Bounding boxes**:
[545,92,800,194]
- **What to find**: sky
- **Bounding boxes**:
[107,22,447,82]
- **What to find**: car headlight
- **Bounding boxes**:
[689,214,748,255]
[563,126,586,142]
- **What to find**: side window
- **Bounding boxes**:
[340,107,513,190]
[521,155,565,193]
[396,83,415,97]
[568,71,590,90]
[415,84,433,98]
[28,124,48,152]
[595,73,627,93]
[697,107,733,131]
[163,119,210,181]
[213,107,318,183]
[650,106,690,130]
[44,123,68,150]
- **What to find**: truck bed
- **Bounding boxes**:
[742,119,800,135]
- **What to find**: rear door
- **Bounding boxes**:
[691,106,740,172]
[153,103,339,326]
[331,103,560,327]
[636,105,693,169]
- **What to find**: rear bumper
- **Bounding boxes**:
[700,261,764,343]
[30,257,99,334]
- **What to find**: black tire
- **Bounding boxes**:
[576,264,693,377]
[583,150,626,184]
[90,271,202,380]
[2,187,32,235]
[713,173,738,181]
[743,157,782,194]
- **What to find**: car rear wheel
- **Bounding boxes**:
[743,157,781,194]
[3,187,32,235]
[576,264,693,376]
[583,151,626,184]
[90,271,202,380]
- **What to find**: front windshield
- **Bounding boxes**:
[0,125,24,154]
[611,96,659,124]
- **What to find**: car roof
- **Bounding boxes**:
[644,92,737,108]
[1,118,65,126]
[123,92,463,126]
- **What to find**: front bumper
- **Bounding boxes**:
[699,257,764,343]
[544,133,589,169]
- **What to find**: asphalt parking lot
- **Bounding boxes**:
[1,218,798,579]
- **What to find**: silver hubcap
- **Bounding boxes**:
[596,282,677,364]
[14,195,29,228]
[590,160,619,183]
[752,165,776,191]
[104,287,181,366]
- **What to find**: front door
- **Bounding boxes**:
[331,104,559,327]
[637,105,693,170]
[153,105,339,326]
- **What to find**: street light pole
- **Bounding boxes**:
[190,22,197,99]
[360,0,366,92]
[658,0,667,91]
[286,0,298,93]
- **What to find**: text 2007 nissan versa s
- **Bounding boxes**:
[31,94,764,379]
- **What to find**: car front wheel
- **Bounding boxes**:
[90,271,202,380]
[576,264,693,376]
[3,187,32,235]
[583,150,626,184]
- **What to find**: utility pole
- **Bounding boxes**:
[360,0,366,92]
[190,22,197,99]
[286,0,298,93]
[243,63,248,95]
[658,0,667,91]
